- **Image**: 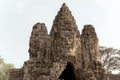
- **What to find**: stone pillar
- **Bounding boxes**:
[81,25,104,80]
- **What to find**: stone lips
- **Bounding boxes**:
[7,3,104,80]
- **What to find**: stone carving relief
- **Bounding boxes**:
[7,3,104,80]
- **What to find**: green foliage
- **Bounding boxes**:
[100,46,120,73]
[0,56,15,80]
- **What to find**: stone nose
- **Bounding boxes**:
[64,37,70,45]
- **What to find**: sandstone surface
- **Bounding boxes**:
[7,3,104,80]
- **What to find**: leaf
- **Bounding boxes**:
[100,46,120,73]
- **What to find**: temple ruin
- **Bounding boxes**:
[7,3,104,80]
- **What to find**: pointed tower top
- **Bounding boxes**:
[50,3,79,37]
[62,3,67,7]
[59,3,70,15]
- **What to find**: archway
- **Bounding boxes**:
[59,62,76,80]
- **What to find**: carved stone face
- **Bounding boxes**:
[58,30,76,55]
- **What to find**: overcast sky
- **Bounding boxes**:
[0,0,120,68]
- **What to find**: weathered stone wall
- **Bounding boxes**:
[78,25,104,80]
[6,3,104,80]
[81,25,100,63]
[23,23,53,80]
[28,23,52,61]
[6,69,23,80]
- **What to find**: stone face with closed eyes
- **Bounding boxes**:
[6,3,104,80]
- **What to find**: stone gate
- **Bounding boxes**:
[7,3,104,80]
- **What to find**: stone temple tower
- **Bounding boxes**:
[7,3,104,80]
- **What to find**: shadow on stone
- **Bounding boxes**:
[59,62,76,80]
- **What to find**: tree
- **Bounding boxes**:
[0,56,15,80]
[100,46,120,74]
